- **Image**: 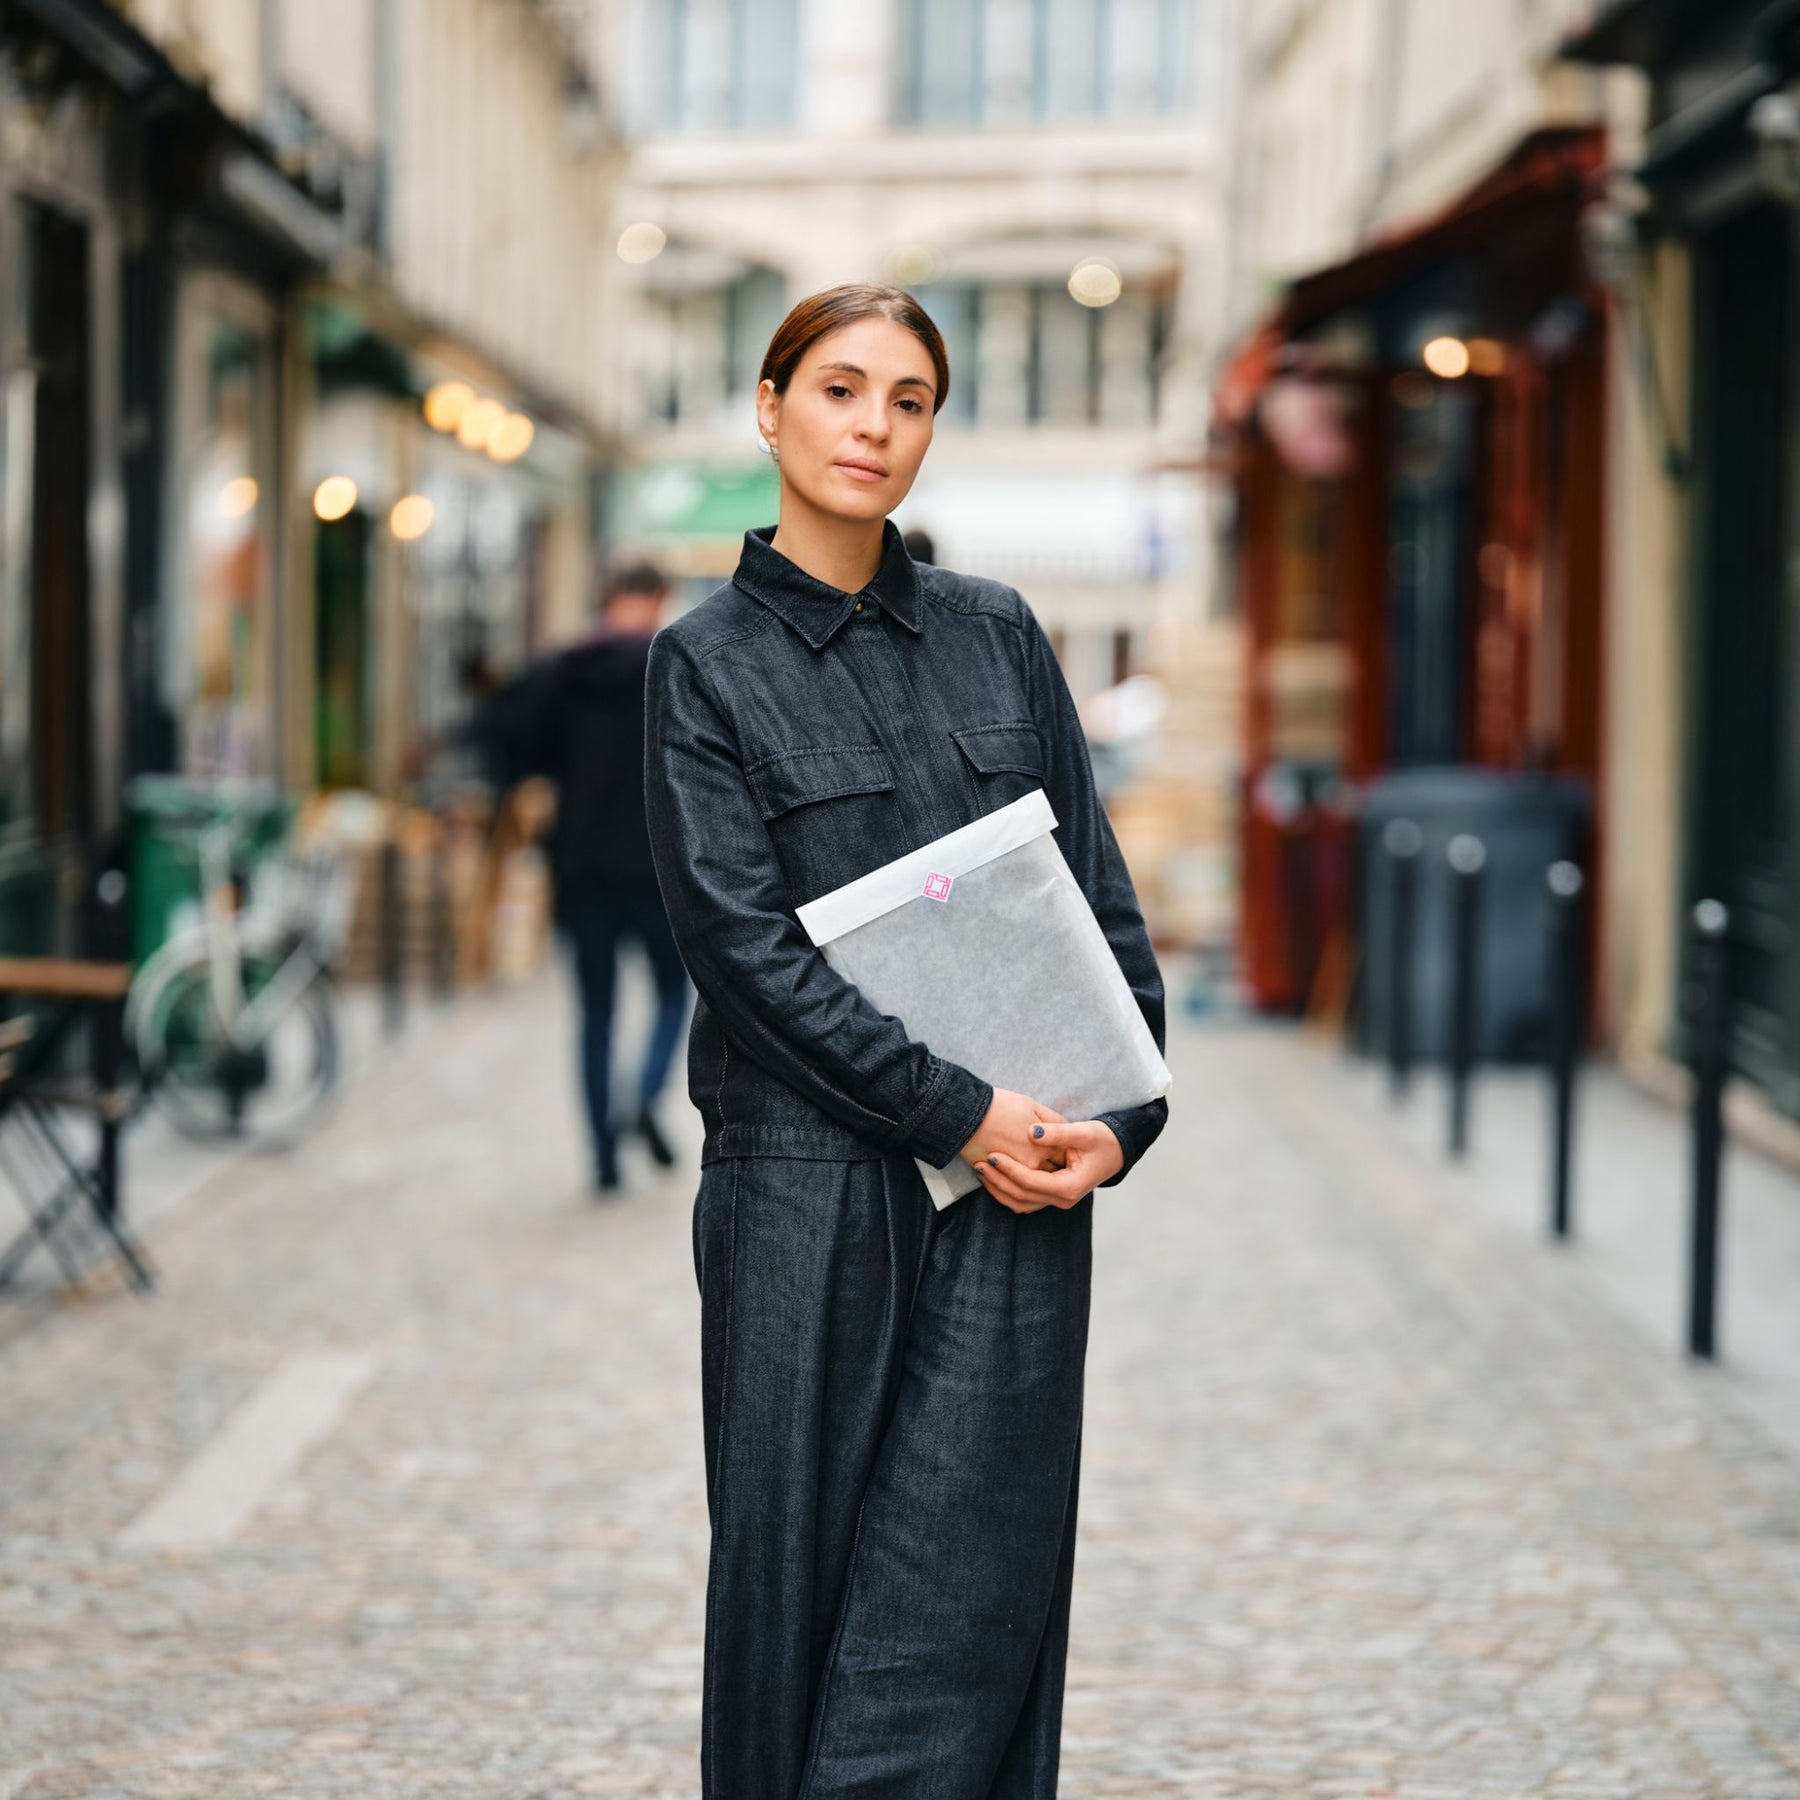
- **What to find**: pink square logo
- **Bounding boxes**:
[922,871,953,903]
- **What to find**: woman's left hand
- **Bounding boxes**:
[973,1120,1123,1213]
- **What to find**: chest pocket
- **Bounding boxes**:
[744,743,895,819]
[745,743,898,902]
[950,722,1045,800]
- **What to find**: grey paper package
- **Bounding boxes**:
[795,790,1171,1208]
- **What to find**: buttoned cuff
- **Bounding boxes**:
[894,1056,995,1170]
[1092,1096,1168,1189]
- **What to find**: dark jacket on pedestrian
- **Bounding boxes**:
[478,627,660,911]
[642,516,1168,1185]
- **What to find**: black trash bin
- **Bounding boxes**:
[1354,767,1589,1064]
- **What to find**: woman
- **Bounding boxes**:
[643,284,1168,1799]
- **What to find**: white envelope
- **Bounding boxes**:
[795,789,1172,1208]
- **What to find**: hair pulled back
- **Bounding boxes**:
[759,283,950,416]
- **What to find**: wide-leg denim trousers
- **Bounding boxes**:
[693,1149,1091,1799]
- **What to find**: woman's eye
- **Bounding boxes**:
[826,383,852,398]
[898,399,923,413]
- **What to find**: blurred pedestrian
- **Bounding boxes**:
[481,563,691,1192]
[643,286,1167,1794]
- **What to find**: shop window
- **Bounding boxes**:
[165,276,279,779]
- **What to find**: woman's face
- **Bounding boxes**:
[757,316,938,523]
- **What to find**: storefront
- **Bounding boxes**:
[1569,0,1800,1119]
[1214,129,1611,1014]
[301,297,597,793]
[0,3,155,952]
[0,0,349,953]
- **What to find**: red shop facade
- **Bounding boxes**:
[1215,128,1612,1017]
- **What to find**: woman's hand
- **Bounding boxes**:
[972,1119,1123,1213]
[958,1088,1067,1194]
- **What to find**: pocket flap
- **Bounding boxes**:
[951,721,1045,778]
[745,743,896,820]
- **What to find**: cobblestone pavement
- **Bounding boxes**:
[2,971,1798,1798]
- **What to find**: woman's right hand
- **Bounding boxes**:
[958,1088,1067,1211]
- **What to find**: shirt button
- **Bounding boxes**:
[855,601,864,612]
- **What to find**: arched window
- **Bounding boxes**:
[910,237,1175,428]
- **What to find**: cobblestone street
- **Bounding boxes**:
[3,970,1799,1798]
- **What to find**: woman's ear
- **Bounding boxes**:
[755,378,778,448]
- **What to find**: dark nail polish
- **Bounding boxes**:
[1031,1125,1044,1139]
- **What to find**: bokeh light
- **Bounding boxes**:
[486,413,536,464]
[616,222,667,264]
[312,476,358,522]
[1068,258,1123,307]
[423,381,475,433]
[389,494,435,541]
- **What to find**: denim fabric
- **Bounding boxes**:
[643,518,1168,1185]
[693,1150,1089,1798]
[560,890,692,1178]
[646,521,1168,1795]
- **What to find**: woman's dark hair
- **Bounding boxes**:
[760,283,950,416]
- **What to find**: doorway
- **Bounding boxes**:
[1689,200,1800,1115]
[0,199,94,954]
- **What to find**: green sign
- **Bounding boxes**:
[616,462,779,542]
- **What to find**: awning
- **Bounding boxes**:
[1211,127,1606,436]
[4,0,343,271]
[7,0,174,95]
[1560,0,1782,68]
[1283,128,1605,332]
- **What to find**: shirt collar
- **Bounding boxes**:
[731,518,924,649]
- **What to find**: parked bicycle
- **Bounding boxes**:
[125,804,359,1150]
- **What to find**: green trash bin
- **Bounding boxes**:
[125,777,294,966]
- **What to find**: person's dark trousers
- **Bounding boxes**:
[693,1151,1089,1797]
[560,886,691,1184]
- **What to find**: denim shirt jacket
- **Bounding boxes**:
[642,517,1169,1190]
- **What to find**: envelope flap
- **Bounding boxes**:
[795,788,1058,945]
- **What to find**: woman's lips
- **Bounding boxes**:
[836,462,887,482]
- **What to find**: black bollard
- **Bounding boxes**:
[1346,818,1371,1057]
[1384,818,1423,1101]
[430,830,455,1003]
[1545,861,1585,1240]
[380,835,405,1038]
[1686,899,1731,1360]
[91,870,129,1227]
[1445,834,1486,1157]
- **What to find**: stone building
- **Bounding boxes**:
[587,0,1241,949]
[595,0,1227,709]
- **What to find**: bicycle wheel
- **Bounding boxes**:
[136,951,341,1149]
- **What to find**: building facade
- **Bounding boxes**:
[0,0,612,955]
[1211,0,1618,1020]
[1567,0,1800,1132]
[596,0,1227,710]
